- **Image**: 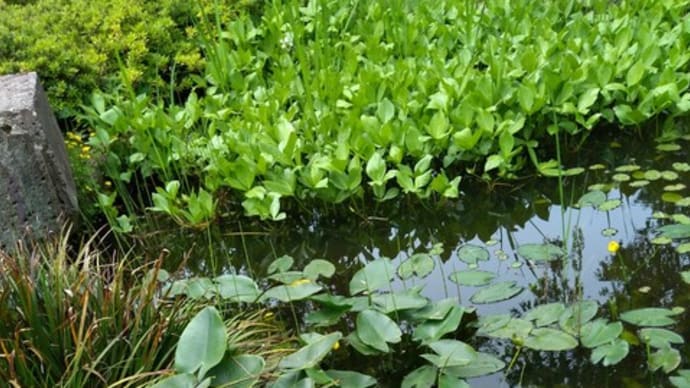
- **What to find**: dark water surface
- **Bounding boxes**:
[141,132,690,387]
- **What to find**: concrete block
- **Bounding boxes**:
[0,72,78,249]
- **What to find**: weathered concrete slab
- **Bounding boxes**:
[0,72,78,249]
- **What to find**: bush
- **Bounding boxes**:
[0,0,209,117]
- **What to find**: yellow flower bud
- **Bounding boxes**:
[332,340,340,351]
[607,240,620,255]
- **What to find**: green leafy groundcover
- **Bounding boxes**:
[82,0,690,225]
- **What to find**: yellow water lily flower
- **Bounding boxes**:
[607,240,620,255]
[332,340,340,351]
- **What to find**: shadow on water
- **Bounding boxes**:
[135,130,690,387]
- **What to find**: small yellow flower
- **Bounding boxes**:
[607,240,620,255]
[81,145,91,153]
[104,180,112,188]
[263,311,274,320]
[289,278,311,286]
[332,341,340,351]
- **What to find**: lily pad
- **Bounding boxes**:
[481,318,533,340]
[598,199,622,211]
[401,365,436,388]
[372,291,429,313]
[523,303,566,327]
[279,332,342,370]
[615,164,640,172]
[651,236,673,245]
[629,180,650,188]
[443,352,506,378]
[398,253,435,280]
[349,258,395,295]
[517,243,566,262]
[681,271,690,284]
[644,170,662,180]
[577,190,606,208]
[421,340,477,368]
[524,328,578,351]
[356,309,402,352]
[665,184,686,192]
[670,370,690,388]
[663,192,684,203]
[612,173,630,182]
[559,300,599,335]
[413,305,464,344]
[580,319,623,348]
[672,162,690,172]
[620,307,680,327]
[304,259,336,280]
[208,354,265,388]
[601,228,618,237]
[325,370,377,388]
[591,338,629,366]
[475,314,511,334]
[657,224,690,239]
[457,244,490,265]
[470,281,523,304]
[657,143,681,152]
[214,274,260,302]
[640,328,684,349]
[449,270,496,286]
[649,347,681,373]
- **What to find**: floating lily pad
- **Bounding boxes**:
[356,310,402,352]
[495,249,508,260]
[591,339,629,366]
[279,332,342,370]
[517,243,567,262]
[577,190,606,208]
[662,171,680,181]
[620,308,680,327]
[677,243,690,254]
[304,259,336,280]
[580,320,623,348]
[677,197,690,207]
[657,143,681,152]
[665,184,686,192]
[262,282,323,302]
[421,340,477,368]
[510,261,523,268]
[443,353,506,378]
[481,318,533,340]
[639,328,684,349]
[559,300,599,335]
[651,236,673,245]
[449,270,496,286]
[398,253,435,280]
[612,173,630,182]
[372,291,429,313]
[598,199,622,211]
[589,164,606,170]
[672,162,690,172]
[653,211,670,219]
[214,274,260,302]
[457,244,490,265]
[524,328,578,351]
[670,370,690,388]
[657,224,690,239]
[470,281,523,304]
[485,239,498,246]
[615,164,641,172]
[629,180,650,188]
[475,314,511,334]
[601,228,618,237]
[672,214,690,224]
[325,370,377,388]
[649,347,681,373]
[413,305,464,344]
[524,303,566,327]
[349,258,395,295]
[645,170,663,180]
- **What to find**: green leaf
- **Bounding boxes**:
[150,373,197,388]
[639,328,684,349]
[591,339,629,366]
[422,340,477,368]
[443,352,505,378]
[356,309,402,352]
[349,258,395,295]
[517,243,566,262]
[398,253,435,280]
[620,308,680,327]
[377,99,395,123]
[304,259,336,281]
[208,354,264,388]
[268,255,294,274]
[262,282,323,302]
[325,370,377,388]
[279,332,342,370]
[626,60,646,86]
[456,244,490,265]
[681,271,690,284]
[559,300,599,335]
[670,370,690,388]
[470,281,523,304]
[580,320,623,348]
[174,307,227,377]
[598,199,622,211]
[428,111,449,140]
[524,328,578,351]
[657,224,690,239]
[649,347,681,374]
[413,305,464,344]
[523,303,566,327]
[214,275,260,303]
[481,318,533,340]
[271,371,315,388]
[372,290,429,313]
[401,365,437,388]
[577,88,600,113]
[484,154,503,172]
[449,270,496,286]
[407,298,459,321]
[577,190,606,208]
[366,152,386,183]
[438,374,470,388]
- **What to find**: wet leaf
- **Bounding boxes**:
[443,352,505,378]
[524,328,578,351]
[580,320,623,348]
[598,199,622,211]
[591,339,629,366]
[413,305,464,344]
[325,370,377,388]
[349,258,395,295]
[657,224,690,239]
[208,354,264,388]
[421,339,477,368]
[470,281,524,304]
[263,282,323,302]
[559,300,599,335]
[577,190,606,208]
[175,307,227,377]
[372,291,429,313]
[398,253,435,280]
[401,365,437,388]
[524,303,566,327]
[214,274,260,302]
[303,259,336,280]
[457,244,490,265]
[649,347,681,373]
[279,332,342,370]
[356,310,401,352]
[640,328,684,349]
[449,270,496,286]
[517,243,566,262]
[620,308,679,326]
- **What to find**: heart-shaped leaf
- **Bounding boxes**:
[470,281,523,304]
[174,307,227,377]
[356,309,402,352]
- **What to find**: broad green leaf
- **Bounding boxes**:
[598,199,622,211]
[372,291,429,313]
[271,371,315,388]
[366,152,386,183]
[279,332,342,370]
[670,370,690,388]
[305,306,350,327]
[422,340,477,368]
[577,190,606,208]
[481,318,533,340]
[657,224,690,239]
[214,275,259,302]
[673,162,690,172]
[484,154,503,172]
[208,354,264,388]
[150,373,196,388]
[580,319,623,348]
[267,271,304,285]
[645,170,662,180]
[304,259,336,281]
[578,88,600,113]
[356,309,402,352]
[626,60,645,86]
[398,253,435,280]
[517,243,566,262]
[649,347,681,373]
[401,365,437,388]
[438,374,470,388]
[262,282,323,302]
[346,332,380,356]
[639,328,684,349]
[470,281,523,304]
[428,111,449,140]
[325,370,376,388]
[620,308,680,326]
[591,339,629,366]
[524,328,578,351]
[268,255,294,274]
[475,314,511,335]
[559,300,599,335]
[407,298,459,321]
[443,352,506,378]
[681,271,690,284]
[413,305,464,344]
[456,244,490,265]
[349,258,395,295]
[449,270,496,286]
[523,303,566,327]
[174,307,227,377]
[377,99,395,123]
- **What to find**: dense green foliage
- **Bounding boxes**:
[0,0,230,116]
[82,0,690,228]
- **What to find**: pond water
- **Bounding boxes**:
[142,131,690,387]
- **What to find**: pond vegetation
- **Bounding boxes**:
[2,0,690,387]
